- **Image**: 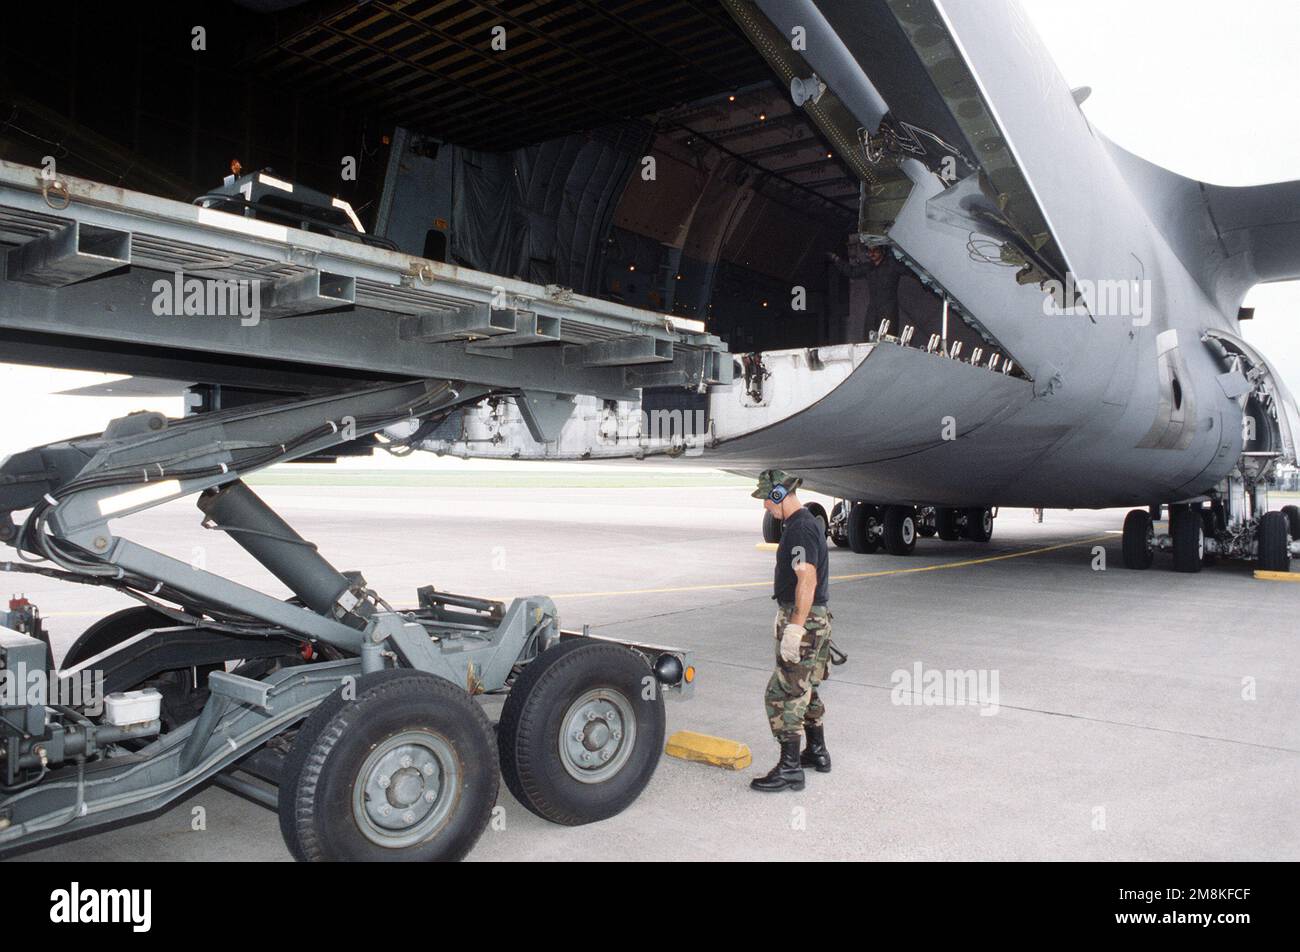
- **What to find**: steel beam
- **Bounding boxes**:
[5,222,130,288]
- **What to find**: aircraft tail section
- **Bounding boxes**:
[1103,138,1300,316]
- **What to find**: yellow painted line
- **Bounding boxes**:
[548,535,1111,599]
[664,730,752,770]
[1254,570,1300,582]
[828,535,1112,582]
[754,542,779,551]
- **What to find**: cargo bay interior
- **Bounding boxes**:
[0,0,977,365]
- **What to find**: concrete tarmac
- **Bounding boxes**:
[9,483,1299,861]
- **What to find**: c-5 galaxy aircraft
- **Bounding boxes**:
[430,0,1300,575]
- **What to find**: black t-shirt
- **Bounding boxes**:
[774,506,829,606]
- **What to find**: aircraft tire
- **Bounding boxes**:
[279,670,498,862]
[498,638,665,826]
[1257,510,1292,573]
[1199,506,1223,566]
[1121,509,1155,569]
[963,507,994,543]
[805,502,829,538]
[882,505,917,555]
[1282,505,1300,539]
[1170,506,1204,573]
[847,503,880,553]
[762,510,782,543]
[935,507,961,541]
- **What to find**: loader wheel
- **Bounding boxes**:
[882,505,917,555]
[1257,510,1292,573]
[761,510,782,543]
[1121,509,1155,569]
[62,606,172,667]
[498,638,665,826]
[64,606,217,730]
[279,670,498,862]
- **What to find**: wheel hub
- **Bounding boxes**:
[354,730,458,847]
[560,689,636,784]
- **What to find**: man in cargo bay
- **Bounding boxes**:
[749,469,833,792]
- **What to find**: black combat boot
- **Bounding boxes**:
[749,737,806,792]
[800,724,832,773]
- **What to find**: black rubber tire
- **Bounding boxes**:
[1121,509,1154,569]
[882,505,917,555]
[1257,510,1292,572]
[1170,506,1204,573]
[804,502,829,538]
[761,510,782,543]
[1282,505,1300,540]
[963,507,994,543]
[829,502,849,548]
[935,507,961,541]
[278,670,498,862]
[63,605,220,730]
[1199,508,1220,566]
[846,503,879,553]
[498,638,665,826]
[62,606,173,667]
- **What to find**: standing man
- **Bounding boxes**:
[863,243,907,337]
[750,470,833,793]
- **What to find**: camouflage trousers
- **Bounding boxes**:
[764,604,832,741]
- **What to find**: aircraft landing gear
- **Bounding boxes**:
[1121,509,1156,569]
[829,501,850,548]
[1257,511,1293,572]
[762,510,782,543]
[1123,471,1299,574]
[881,505,917,555]
[1169,504,1205,573]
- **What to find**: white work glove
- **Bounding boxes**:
[780,623,805,664]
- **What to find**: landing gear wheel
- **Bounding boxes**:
[761,510,782,543]
[1257,510,1292,573]
[1121,509,1155,569]
[1282,505,1300,540]
[278,670,498,862]
[1199,507,1223,566]
[847,503,880,553]
[498,638,666,826]
[804,502,829,539]
[935,507,961,541]
[1170,506,1204,573]
[916,506,937,538]
[963,507,994,543]
[829,502,849,548]
[882,505,917,555]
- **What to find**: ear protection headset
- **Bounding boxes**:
[768,484,790,504]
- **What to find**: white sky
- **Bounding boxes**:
[1,0,1298,456]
